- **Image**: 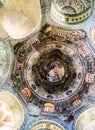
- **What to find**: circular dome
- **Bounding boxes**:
[12,25,94,108]
[0,91,24,130]
[25,42,85,102]
[0,40,12,87]
[0,0,42,39]
[50,0,93,24]
[75,107,95,130]
[26,119,68,130]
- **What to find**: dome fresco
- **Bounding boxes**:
[25,119,69,130]
[24,40,85,102]
[50,0,93,24]
[0,0,95,130]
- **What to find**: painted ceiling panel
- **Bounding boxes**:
[0,0,95,130]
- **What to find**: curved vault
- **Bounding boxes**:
[0,0,42,39]
[0,40,12,87]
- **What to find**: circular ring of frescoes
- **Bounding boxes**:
[24,42,85,102]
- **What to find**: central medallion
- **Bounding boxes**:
[38,49,68,86]
[42,60,65,83]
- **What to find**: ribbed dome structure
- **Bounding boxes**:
[50,0,93,24]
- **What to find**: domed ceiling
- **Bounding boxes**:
[0,0,95,130]
[50,0,93,24]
